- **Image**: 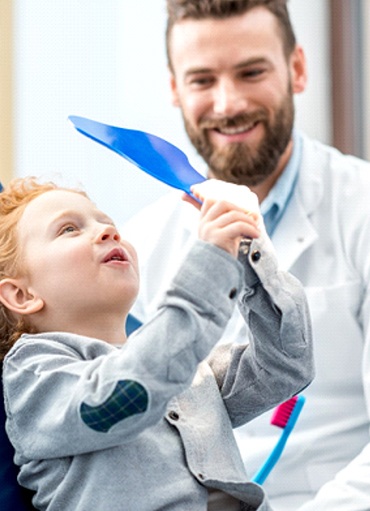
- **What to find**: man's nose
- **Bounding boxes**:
[212,79,248,117]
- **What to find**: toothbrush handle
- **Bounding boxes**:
[251,396,305,485]
[251,429,290,485]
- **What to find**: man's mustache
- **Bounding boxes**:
[198,111,268,131]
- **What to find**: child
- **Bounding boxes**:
[0,177,313,511]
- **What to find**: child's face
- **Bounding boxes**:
[16,189,139,327]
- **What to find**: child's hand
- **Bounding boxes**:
[182,180,261,258]
[196,198,260,257]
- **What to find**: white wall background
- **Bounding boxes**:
[13,0,331,226]
[364,0,370,161]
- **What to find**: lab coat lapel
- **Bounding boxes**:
[272,136,323,272]
[272,193,318,271]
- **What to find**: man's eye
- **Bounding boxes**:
[188,77,214,88]
[241,69,265,79]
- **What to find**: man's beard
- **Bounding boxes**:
[182,88,294,187]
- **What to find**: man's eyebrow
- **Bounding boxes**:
[184,57,271,77]
[234,57,271,69]
[184,66,213,78]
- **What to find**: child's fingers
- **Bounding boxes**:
[198,200,261,257]
[190,180,260,218]
[200,198,260,226]
[198,222,258,257]
[199,215,260,241]
[189,187,262,257]
[225,221,260,240]
[181,192,202,210]
[201,211,260,235]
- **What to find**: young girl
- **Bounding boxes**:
[0,177,313,511]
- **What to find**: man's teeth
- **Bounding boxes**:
[218,123,256,135]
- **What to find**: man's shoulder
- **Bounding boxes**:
[301,135,370,173]
[295,135,370,226]
[299,135,370,194]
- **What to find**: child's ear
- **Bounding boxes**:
[0,278,44,315]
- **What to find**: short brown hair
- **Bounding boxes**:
[166,0,296,70]
[0,177,87,360]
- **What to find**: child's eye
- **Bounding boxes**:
[60,224,77,235]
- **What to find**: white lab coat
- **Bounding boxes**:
[122,133,370,510]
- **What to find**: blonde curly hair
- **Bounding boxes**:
[0,177,87,361]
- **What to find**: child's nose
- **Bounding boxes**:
[99,225,120,242]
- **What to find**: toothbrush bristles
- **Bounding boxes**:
[270,396,298,428]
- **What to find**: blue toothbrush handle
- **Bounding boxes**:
[251,428,291,485]
[251,396,305,485]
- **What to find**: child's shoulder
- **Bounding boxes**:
[4,332,114,367]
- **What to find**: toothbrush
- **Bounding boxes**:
[251,395,306,485]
